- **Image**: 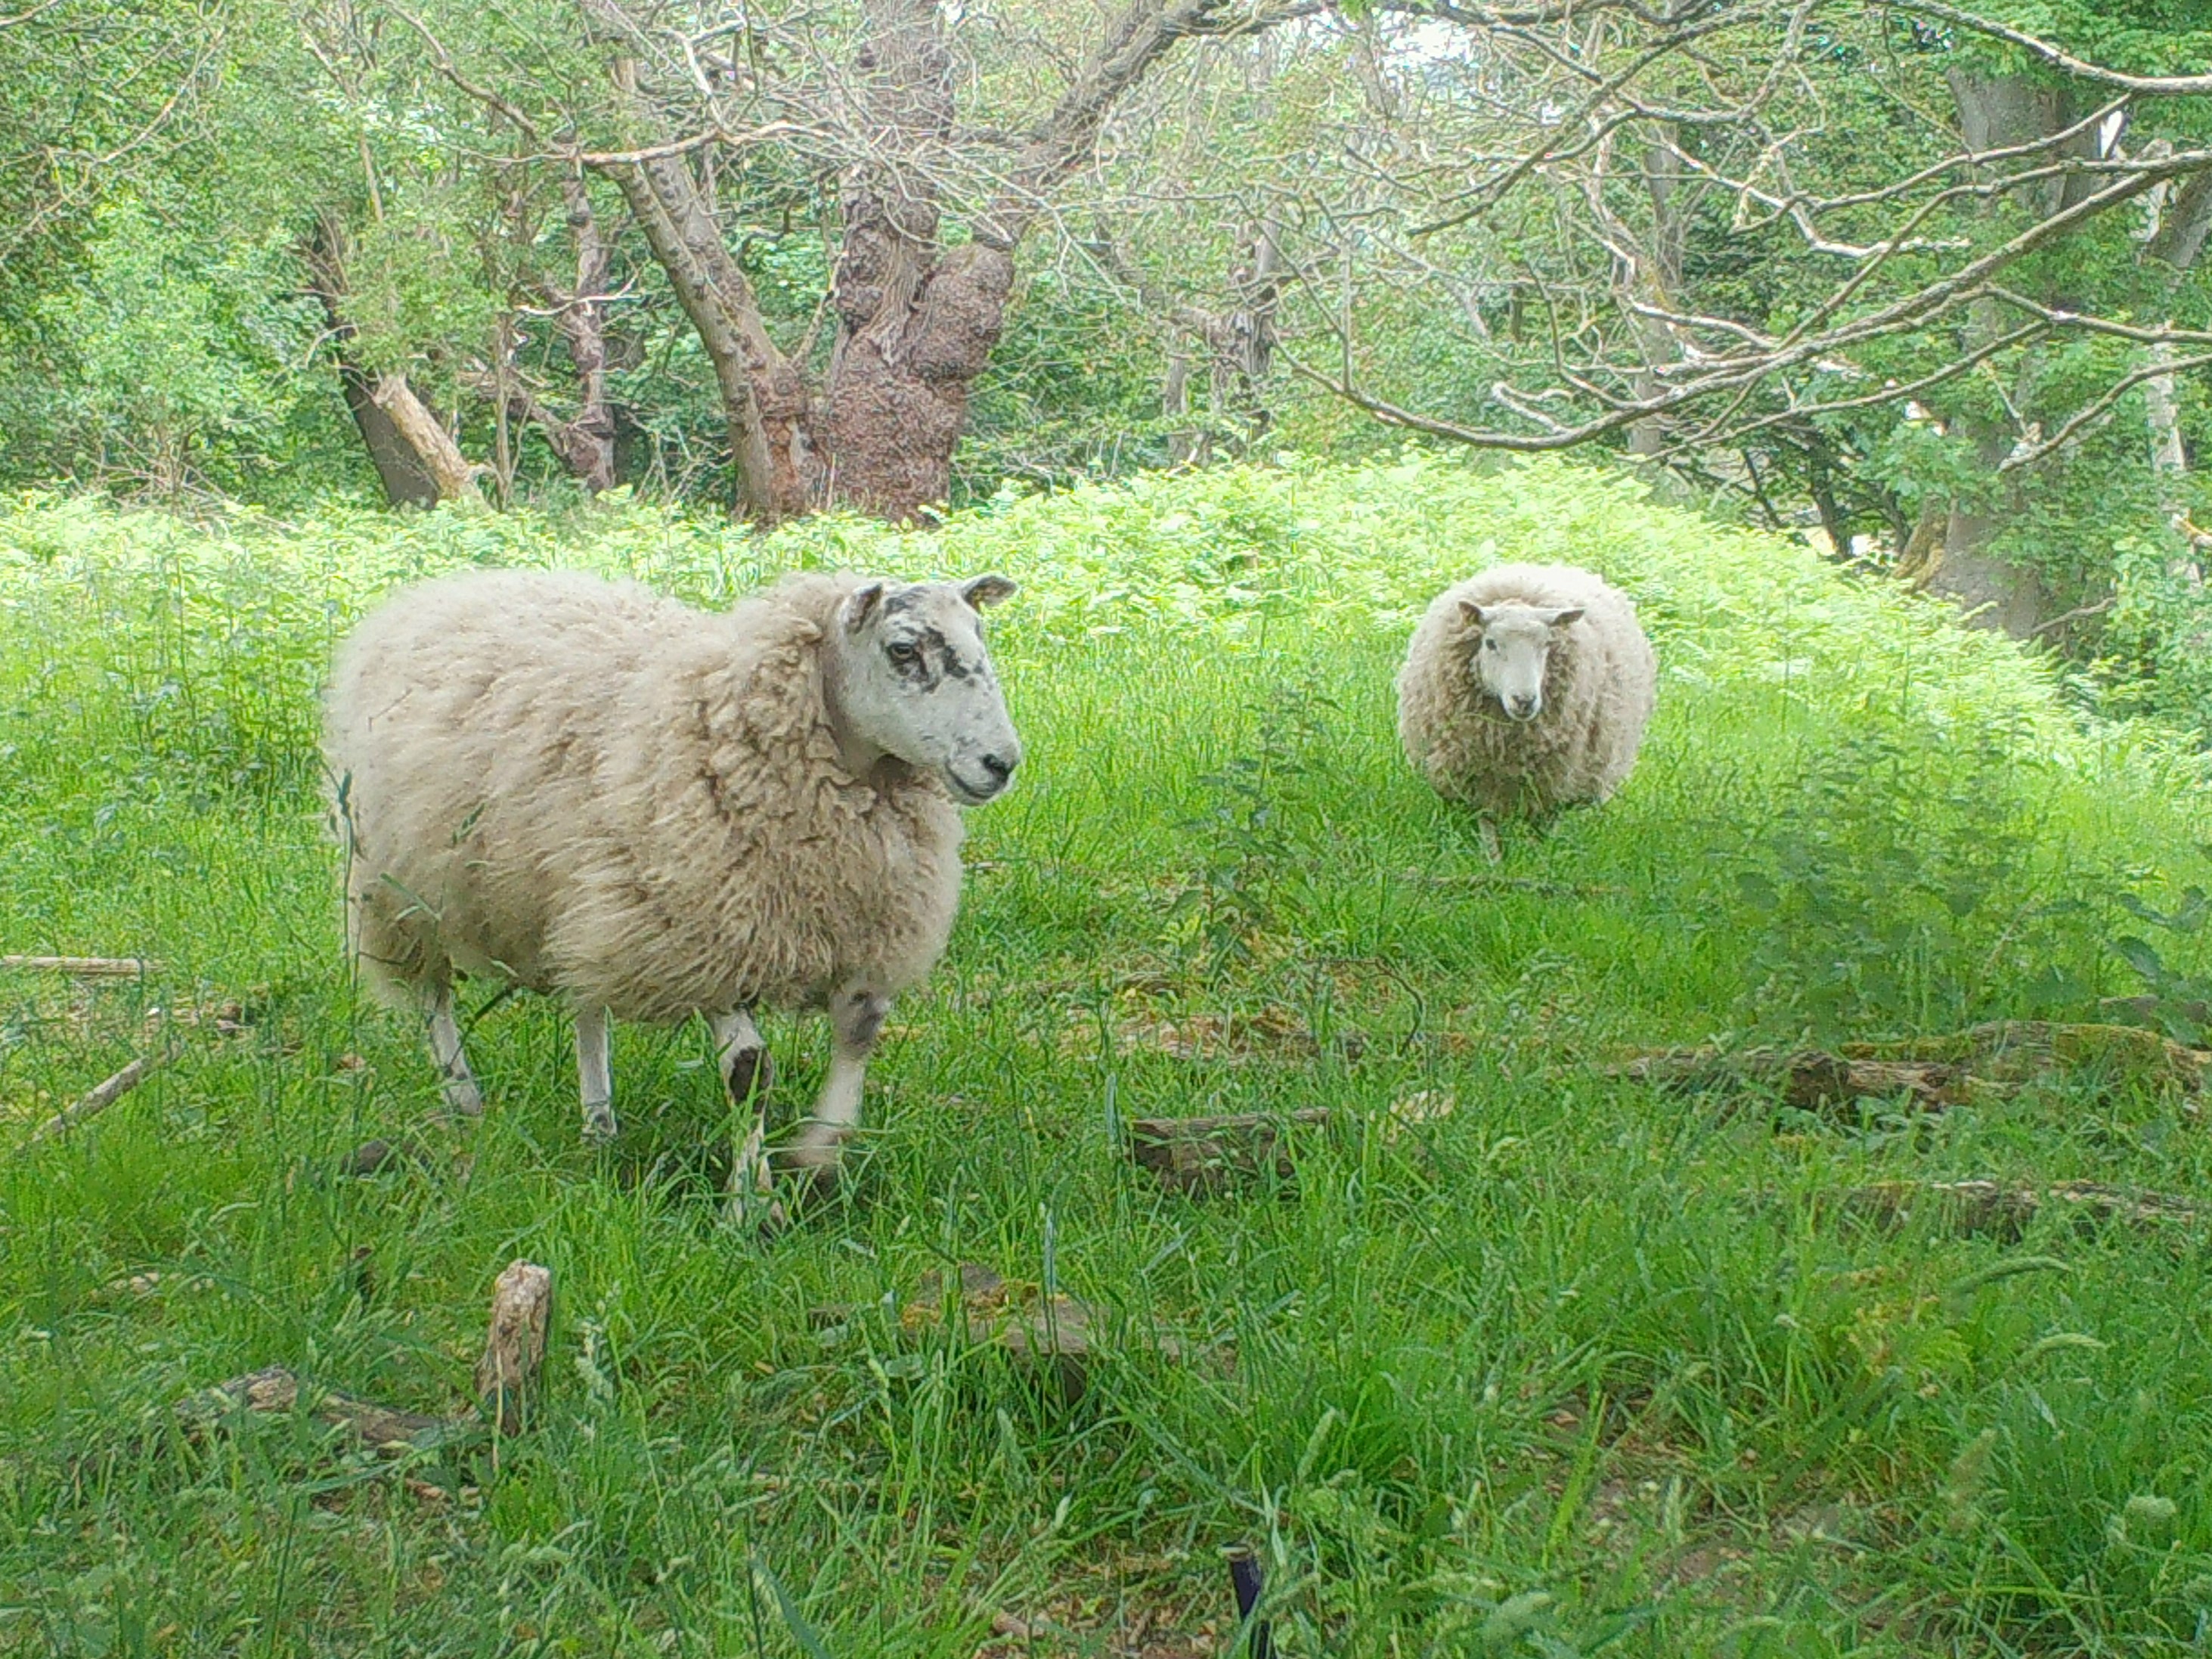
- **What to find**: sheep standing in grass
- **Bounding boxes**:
[324,566,1021,1217]
[1396,563,1655,817]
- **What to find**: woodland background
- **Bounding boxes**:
[5,0,2212,729]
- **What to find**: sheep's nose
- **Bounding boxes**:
[979,751,1018,785]
[1509,695,1538,720]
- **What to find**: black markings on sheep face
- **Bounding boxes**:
[838,577,1024,805]
[883,621,985,693]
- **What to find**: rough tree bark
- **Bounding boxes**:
[819,0,1001,518]
[1925,70,2105,637]
[495,174,623,492]
[581,0,1284,523]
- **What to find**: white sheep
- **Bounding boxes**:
[1396,563,1656,817]
[324,566,1022,1217]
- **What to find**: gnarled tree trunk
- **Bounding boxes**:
[581,0,1280,524]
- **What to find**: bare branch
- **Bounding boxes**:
[1884,1,2212,97]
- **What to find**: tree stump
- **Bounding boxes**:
[475,1260,553,1435]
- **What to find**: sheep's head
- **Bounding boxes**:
[831,575,1023,804]
[1460,598,1584,722]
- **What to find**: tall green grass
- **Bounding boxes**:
[3,454,2212,1654]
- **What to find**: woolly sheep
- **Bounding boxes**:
[1396,563,1656,817]
[324,566,1022,1217]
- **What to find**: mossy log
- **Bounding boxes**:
[1602,1022,2204,1112]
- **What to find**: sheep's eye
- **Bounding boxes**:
[887,640,920,665]
[1483,638,1498,653]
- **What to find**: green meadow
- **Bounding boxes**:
[5,454,2212,1654]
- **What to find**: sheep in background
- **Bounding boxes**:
[1396,563,1656,817]
[324,566,1022,1218]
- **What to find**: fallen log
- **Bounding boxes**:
[890,1263,1214,1403]
[1598,1022,2204,1114]
[1820,1179,2197,1243]
[1127,1108,1334,1195]
[178,1366,469,1456]
[0,955,156,978]
[178,1260,553,1457]
[10,1050,172,1158]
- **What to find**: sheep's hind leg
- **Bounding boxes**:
[787,986,888,1189]
[426,982,484,1118]
[575,1003,616,1143]
[714,1009,782,1228]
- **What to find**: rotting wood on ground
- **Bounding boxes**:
[1598,1021,2205,1113]
[178,1261,553,1458]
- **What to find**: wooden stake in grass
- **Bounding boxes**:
[10,1051,172,1159]
[475,1260,553,1435]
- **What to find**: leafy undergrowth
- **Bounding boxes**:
[4,454,2212,1655]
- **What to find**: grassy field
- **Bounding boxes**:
[5,454,2212,1656]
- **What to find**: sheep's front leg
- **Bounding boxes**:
[575,1003,616,1142]
[425,982,484,1118]
[714,1009,780,1225]
[788,985,889,1180]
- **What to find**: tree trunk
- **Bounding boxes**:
[1208,216,1282,457]
[513,174,621,494]
[1624,124,1689,461]
[1164,349,1203,465]
[819,0,1015,520]
[1928,71,2080,637]
[333,362,441,509]
[585,0,1284,523]
[605,150,819,520]
[823,238,1015,519]
[2142,169,2212,525]
[370,374,484,505]
[301,225,451,510]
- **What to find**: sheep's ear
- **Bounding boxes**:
[842,582,885,633]
[1458,600,1488,626]
[1545,606,1585,630]
[962,573,1017,611]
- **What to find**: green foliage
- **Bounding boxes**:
[5,198,320,496]
[1169,677,1342,971]
[1733,727,2098,1034]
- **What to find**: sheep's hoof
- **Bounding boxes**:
[581,1104,618,1144]
[723,1045,773,1106]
